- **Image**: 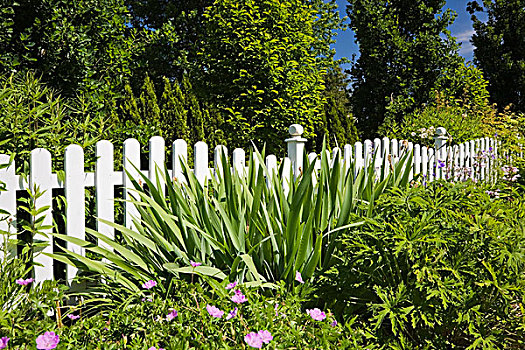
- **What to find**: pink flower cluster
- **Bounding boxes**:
[166,309,178,321]
[36,331,59,350]
[142,280,157,289]
[0,337,9,350]
[16,278,34,286]
[244,330,273,348]
[306,308,326,321]
[231,289,247,304]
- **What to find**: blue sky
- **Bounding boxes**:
[333,0,478,70]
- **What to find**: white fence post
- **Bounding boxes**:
[285,124,307,180]
[233,148,246,177]
[30,148,53,282]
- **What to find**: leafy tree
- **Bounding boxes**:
[194,0,343,153]
[468,0,525,112]
[315,66,358,149]
[346,0,464,138]
[0,0,140,99]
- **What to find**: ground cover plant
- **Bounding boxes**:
[315,177,525,349]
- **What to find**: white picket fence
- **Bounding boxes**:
[0,124,500,283]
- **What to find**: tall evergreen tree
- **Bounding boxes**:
[468,0,525,112]
[346,0,463,138]
[315,66,358,149]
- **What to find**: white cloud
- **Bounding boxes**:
[455,29,475,57]
[455,29,475,43]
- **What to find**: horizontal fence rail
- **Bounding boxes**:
[0,125,501,282]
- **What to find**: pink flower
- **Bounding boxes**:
[16,278,34,286]
[36,331,59,350]
[190,261,202,268]
[295,271,304,284]
[142,280,157,289]
[226,281,237,290]
[67,314,80,320]
[306,308,326,321]
[148,347,165,350]
[231,290,247,304]
[257,330,273,344]
[206,304,224,318]
[0,337,9,349]
[166,309,178,321]
[244,332,263,348]
[225,307,238,320]
[331,320,338,327]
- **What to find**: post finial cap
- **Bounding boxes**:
[435,127,447,137]
[289,124,304,137]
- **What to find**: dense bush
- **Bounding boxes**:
[316,180,525,349]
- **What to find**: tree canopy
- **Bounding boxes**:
[346,0,464,138]
[468,0,525,112]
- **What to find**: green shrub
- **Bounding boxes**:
[316,181,525,349]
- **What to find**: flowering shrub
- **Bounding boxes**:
[0,277,363,349]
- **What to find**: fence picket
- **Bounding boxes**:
[343,144,352,174]
[149,136,166,195]
[194,142,208,187]
[265,155,277,188]
[354,142,364,178]
[123,139,141,231]
[233,148,245,177]
[172,139,187,184]
[64,145,85,283]
[30,148,53,282]
[95,140,114,253]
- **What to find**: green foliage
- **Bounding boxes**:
[0,72,110,170]
[316,181,525,348]
[316,66,359,150]
[0,0,140,99]
[347,0,465,138]
[117,75,226,149]
[468,0,525,112]
[194,0,342,153]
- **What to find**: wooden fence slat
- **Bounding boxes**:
[65,145,85,283]
[233,148,245,177]
[428,148,435,182]
[149,136,166,196]
[172,139,188,184]
[364,139,373,172]
[95,140,114,253]
[414,144,421,177]
[0,155,17,260]
[354,142,364,177]
[194,142,208,187]
[421,146,428,179]
[282,157,291,197]
[381,137,390,177]
[30,148,53,282]
[123,139,141,231]
[214,145,228,180]
[343,144,352,174]
[266,155,277,188]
